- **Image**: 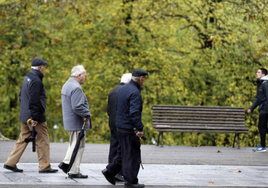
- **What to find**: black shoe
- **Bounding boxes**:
[58,162,69,174]
[68,173,88,179]
[101,168,115,185]
[114,174,125,182]
[39,168,58,173]
[3,164,23,172]
[125,182,145,188]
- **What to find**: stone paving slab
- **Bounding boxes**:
[2,141,268,166]
[1,163,268,187]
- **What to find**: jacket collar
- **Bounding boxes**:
[130,79,141,90]
[31,69,44,80]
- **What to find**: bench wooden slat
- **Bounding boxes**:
[154,125,248,130]
[153,110,244,115]
[153,116,244,121]
[153,123,245,127]
[155,129,249,134]
[153,120,244,125]
[152,105,244,110]
[153,114,245,119]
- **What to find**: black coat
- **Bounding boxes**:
[19,69,46,123]
[116,80,144,131]
[107,83,125,130]
[250,77,268,114]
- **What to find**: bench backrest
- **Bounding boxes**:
[152,105,248,133]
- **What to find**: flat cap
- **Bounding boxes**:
[31,58,48,66]
[132,68,148,77]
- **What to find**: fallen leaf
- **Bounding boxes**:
[217,150,222,153]
[233,170,241,173]
[208,180,214,184]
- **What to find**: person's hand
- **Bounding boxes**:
[247,109,252,114]
[84,116,89,123]
[136,131,144,138]
[31,120,38,127]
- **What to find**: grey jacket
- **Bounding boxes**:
[61,77,91,131]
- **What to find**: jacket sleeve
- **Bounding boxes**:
[29,80,43,121]
[107,93,111,116]
[264,82,268,106]
[250,84,265,111]
[129,92,144,131]
[71,88,91,118]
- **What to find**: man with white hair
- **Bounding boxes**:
[102,68,148,188]
[4,58,58,173]
[58,65,91,178]
[106,73,132,182]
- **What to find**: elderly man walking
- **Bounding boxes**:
[107,73,132,182]
[4,58,58,173]
[102,68,148,188]
[58,65,91,178]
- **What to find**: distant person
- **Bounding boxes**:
[4,58,58,173]
[102,68,148,188]
[248,68,268,152]
[107,73,132,181]
[58,65,91,178]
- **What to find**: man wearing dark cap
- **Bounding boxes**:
[106,73,132,182]
[4,58,58,173]
[102,68,148,188]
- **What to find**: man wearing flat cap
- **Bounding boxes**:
[4,58,58,173]
[102,68,148,188]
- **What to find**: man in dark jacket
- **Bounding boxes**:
[4,58,58,173]
[107,73,131,181]
[102,68,148,188]
[248,68,268,152]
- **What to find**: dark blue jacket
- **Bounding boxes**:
[19,69,46,123]
[107,83,125,130]
[116,80,144,131]
[250,76,268,114]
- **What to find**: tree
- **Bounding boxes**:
[0,0,267,147]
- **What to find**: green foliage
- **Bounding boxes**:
[0,0,268,147]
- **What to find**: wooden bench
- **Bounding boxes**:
[152,105,249,148]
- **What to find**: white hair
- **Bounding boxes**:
[71,65,86,77]
[132,76,140,81]
[120,73,132,84]
[31,66,39,70]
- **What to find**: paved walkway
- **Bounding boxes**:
[1,163,268,187]
[1,141,268,187]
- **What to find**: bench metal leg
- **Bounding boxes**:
[233,134,236,148]
[237,134,240,149]
[157,132,163,147]
[233,133,240,149]
[157,132,160,146]
[161,132,163,147]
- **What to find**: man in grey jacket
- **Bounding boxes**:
[58,65,91,178]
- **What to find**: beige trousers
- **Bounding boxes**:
[5,122,51,171]
[63,131,86,174]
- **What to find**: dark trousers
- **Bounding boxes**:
[258,114,268,147]
[106,131,141,184]
[108,129,119,164]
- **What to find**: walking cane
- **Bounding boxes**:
[134,128,147,170]
[25,118,38,152]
